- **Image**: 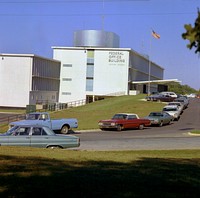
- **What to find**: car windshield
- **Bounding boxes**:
[149,112,162,117]
[43,126,55,135]
[6,125,20,135]
[163,108,177,111]
[26,114,40,120]
[169,103,180,106]
[112,114,127,119]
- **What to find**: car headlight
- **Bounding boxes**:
[153,119,159,123]
[98,122,103,126]
[111,122,116,126]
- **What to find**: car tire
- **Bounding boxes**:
[47,146,62,149]
[159,121,163,127]
[139,124,144,130]
[61,125,69,134]
[117,125,123,131]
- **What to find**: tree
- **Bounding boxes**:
[167,82,197,95]
[182,8,200,54]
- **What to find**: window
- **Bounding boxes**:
[63,64,72,67]
[87,50,94,58]
[62,78,72,81]
[16,127,30,135]
[32,127,47,135]
[39,114,48,120]
[128,115,137,120]
[86,79,93,91]
[86,65,94,78]
[62,92,71,95]
[32,127,42,135]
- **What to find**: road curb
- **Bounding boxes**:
[188,132,200,136]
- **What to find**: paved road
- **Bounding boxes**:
[74,98,200,150]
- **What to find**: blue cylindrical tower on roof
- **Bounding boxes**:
[73,30,120,48]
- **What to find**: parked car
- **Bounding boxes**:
[144,112,173,127]
[162,105,181,121]
[167,101,184,114]
[160,92,178,98]
[186,93,196,98]
[9,112,78,134]
[98,113,151,131]
[0,125,80,149]
[146,94,175,102]
[174,97,189,109]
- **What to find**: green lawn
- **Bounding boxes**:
[0,147,200,197]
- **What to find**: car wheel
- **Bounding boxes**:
[61,125,69,134]
[159,121,163,127]
[117,125,123,131]
[47,146,62,149]
[139,124,144,130]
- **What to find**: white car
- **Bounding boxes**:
[167,102,184,114]
[162,105,181,121]
[160,92,177,98]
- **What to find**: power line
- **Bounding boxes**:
[0,12,196,16]
[0,0,150,3]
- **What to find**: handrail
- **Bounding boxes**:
[0,114,26,125]
[0,99,87,124]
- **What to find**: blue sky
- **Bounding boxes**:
[0,0,200,90]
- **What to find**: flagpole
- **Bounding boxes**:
[148,29,160,95]
[148,32,152,95]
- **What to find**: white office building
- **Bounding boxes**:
[53,30,164,103]
[0,54,60,108]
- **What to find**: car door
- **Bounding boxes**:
[0,136,9,146]
[30,127,49,148]
[125,115,139,129]
[8,126,31,147]
[163,112,172,123]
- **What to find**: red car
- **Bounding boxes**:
[98,113,151,131]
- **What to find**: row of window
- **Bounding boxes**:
[32,77,60,91]
[32,57,60,78]
[61,50,95,93]
[86,51,94,91]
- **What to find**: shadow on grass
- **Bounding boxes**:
[0,155,200,197]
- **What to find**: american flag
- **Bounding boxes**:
[152,30,160,39]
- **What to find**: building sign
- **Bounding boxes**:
[108,51,126,66]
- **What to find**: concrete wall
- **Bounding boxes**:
[0,56,32,107]
[53,48,87,103]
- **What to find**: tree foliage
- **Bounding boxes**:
[182,8,200,54]
[167,82,197,95]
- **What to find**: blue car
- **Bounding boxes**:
[0,125,80,149]
[145,112,173,127]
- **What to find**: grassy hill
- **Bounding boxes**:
[0,94,166,132]
[50,94,166,130]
